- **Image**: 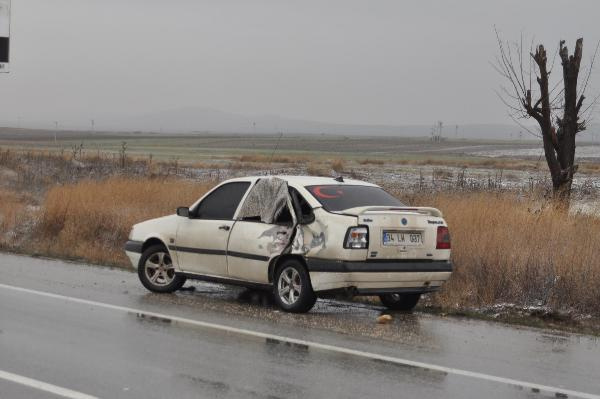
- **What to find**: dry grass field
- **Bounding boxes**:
[407,191,600,314]
[35,178,213,266]
[2,136,600,322]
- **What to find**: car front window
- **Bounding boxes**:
[193,182,250,220]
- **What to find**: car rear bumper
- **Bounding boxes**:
[305,259,452,273]
[305,258,452,293]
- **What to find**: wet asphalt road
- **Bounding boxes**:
[1,253,600,399]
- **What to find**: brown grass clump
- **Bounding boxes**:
[579,162,600,175]
[305,163,328,176]
[0,189,31,243]
[188,160,221,169]
[359,159,385,165]
[238,154,308,164]
[331,158,345,173]
[35,177,212,266]
[410,191,600,314]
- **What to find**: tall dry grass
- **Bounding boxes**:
[0,189,32,245]
[331,159,345,173]
[409,191,600,314]
[4,171,600,315]
[35,177,212,266]
[359,159,385,165]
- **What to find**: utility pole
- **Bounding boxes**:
[54,121,58,144]
[90,119,95,132]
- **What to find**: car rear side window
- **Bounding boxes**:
[194,182,250,220]
[290,187,314,224]
[305,185,404,212]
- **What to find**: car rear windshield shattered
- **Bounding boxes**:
[305,185,405,212]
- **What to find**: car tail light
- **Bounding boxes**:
[344,226,369,249]
[436,226,451,249]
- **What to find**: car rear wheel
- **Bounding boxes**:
[273,259,316,313]
[138,245,186,293]
[379,293,421,311]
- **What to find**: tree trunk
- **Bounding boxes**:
[527,40,584,208]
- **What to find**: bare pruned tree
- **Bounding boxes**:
[494,29,599,204]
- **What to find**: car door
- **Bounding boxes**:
[174,181,250,276]
[226,207,294,283]
[227,188,314,283]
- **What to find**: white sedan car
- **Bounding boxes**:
[125,175,452,313]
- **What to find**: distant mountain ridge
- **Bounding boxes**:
[101,107,527,139]
[2,106,598,140]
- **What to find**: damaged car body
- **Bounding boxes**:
[124,176,452,313]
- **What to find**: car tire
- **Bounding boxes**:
[138,244,186,293]
[272,259,317,313]
[379,293,421,311]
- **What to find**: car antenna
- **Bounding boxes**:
[334,176,344,182]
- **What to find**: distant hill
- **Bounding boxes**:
[100,106,528,139]
[2,106,598,140]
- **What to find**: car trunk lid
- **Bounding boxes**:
[348,206,445,260]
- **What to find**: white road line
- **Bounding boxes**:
[1,283,598,399]
[0,369,99,399]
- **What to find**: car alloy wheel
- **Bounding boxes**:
[144,251,175,287]
[277,266,302,305]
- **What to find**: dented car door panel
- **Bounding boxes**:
[226,221,293,282]
[229,177,296,282]
[292,208,366,261]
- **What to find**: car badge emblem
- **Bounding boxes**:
[401,218,408,225]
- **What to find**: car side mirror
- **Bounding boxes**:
[176,207,190,218]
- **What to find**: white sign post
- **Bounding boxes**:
[0,0,10,72]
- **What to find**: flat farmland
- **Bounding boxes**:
[0,128,552,161]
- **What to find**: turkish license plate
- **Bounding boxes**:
[382,231,422,246]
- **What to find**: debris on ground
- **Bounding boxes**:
[376,314,393,324]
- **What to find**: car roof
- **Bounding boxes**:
[222,175,379,187]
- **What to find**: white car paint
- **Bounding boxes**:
[125,175,452,295]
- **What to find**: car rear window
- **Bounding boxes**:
[305,185,405,212]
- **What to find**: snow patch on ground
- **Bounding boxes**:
[474,145,600,159]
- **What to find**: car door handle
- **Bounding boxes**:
[218,225,230,231]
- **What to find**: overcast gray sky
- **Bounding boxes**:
[1,0,599,129]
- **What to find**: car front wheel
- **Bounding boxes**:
[273,259,316,313]
[138,245,186,293]
[379,293,421,311]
